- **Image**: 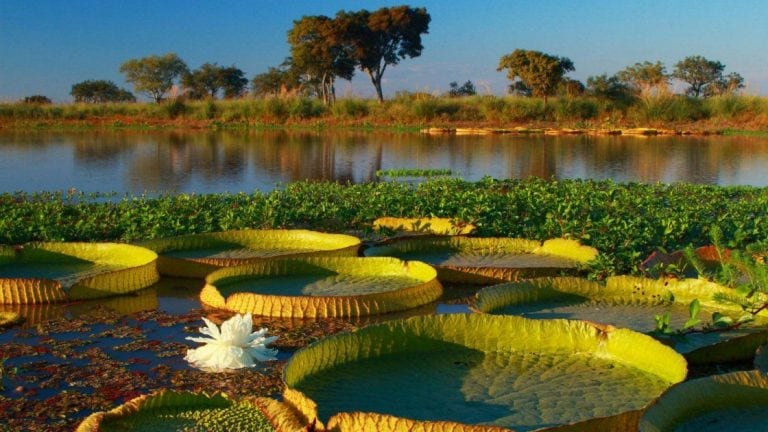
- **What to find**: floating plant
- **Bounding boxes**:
[283,314,686,431]
[138,229,361,278]
[364,237,597,284]
[200,257,442,318]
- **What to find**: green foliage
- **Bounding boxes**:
[336,6,431,102]
[375,168,452,178]
[447,81,477,97]
[119,53,189,102]
[3,179,768,279]
[71,80,135,103]
[672,55,726,98]
[497,49,575,100]
[616,61,669,96]
[22,95,52,104]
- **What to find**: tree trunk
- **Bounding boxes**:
[370,74,384,103]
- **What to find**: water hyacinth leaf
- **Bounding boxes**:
[373,217,476,235]
[283,314,686,431]
[76,390,303,432]
[640,371,768,432]
[474,276,768,364]
[364,237,596,284]
[138,229,361,278]
[200,257,442,318]
[0,242,159,303]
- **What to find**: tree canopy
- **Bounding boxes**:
[337,6,430,102]
[497,49,575,101]
[586,73,633,103]
[251,59,304,97]
[288,15,355,105]
[182,63,248,100]
[615,61,668,96]
[119,53,189,102]
[447,80,476,97]
[70,80,135,103]
[672,55,744,98]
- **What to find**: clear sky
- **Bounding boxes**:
[1,0,767,102]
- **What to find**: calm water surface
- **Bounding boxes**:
[2,130,768,193]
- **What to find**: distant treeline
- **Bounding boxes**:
[8,4,756,113]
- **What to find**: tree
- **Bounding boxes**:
[182,64,249,100]
[496,49,575,102]
[119,53,188,102]
[70,80,135,103]
[672,56,727,98]
[22,95,51,104]
[447,80,476,97]
[615,61,668,96]
[251,60,304,97]
[557,78,585,97]
[706,72,745,97]
[219,66,248,99]
[288,15,355,105]
[337,6,430,103]
[586,73,633,102]
[182,63,223,99]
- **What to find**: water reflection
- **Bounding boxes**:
[1,130,767,193]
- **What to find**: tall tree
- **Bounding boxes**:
[338,6,430,103]
[706,72,745,97]
[219,66,249,99]
[672,56,726,98]
[183,64,249,100]
[586,73,633,102]
[288,15,355,105]
[182,63,223,99]
[71,80,135,103]
[496,49,574,102]
[119,53,188,102]
[615,61,668,96]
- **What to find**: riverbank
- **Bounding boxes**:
[2,94,768,134]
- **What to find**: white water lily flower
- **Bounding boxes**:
[185,313,278,372]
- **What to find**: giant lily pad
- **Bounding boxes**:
[283,314,686,431]
[76,390,305,432]
[475,276,768,364]
[200,257,442,318]
[0,242,159,303]
[139,229,361,278]
[640,371,768,432]
[364,237,597,284]
[373,217,476,235]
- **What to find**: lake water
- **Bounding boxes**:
[2,130,768,193]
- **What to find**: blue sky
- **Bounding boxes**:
[1,0,767,101]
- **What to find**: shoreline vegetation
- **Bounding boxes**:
[2,94,768,135]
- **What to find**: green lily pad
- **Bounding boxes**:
[0,242,159,303]
[76,391,304,432]
[283,314,686,431]
[200,257,443,318]
[138,229,361,278]
[640,370,768,432]
[475,276,768,364]
[364,237,597,284]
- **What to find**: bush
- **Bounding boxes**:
[22,95,52,104]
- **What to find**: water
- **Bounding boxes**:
[2,130,768,194]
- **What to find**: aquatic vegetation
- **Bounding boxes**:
[475,276,768,363]
[185,313,277,372]
[200,257,442,318]
[640,370,768,432]
[138,229,361,278]
[4,178,766,276]
[283,314,686,431]
[0,242,159,303]
[365,237,596,284]
[76,390,302,432]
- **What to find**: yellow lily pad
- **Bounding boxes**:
[138,229,361,278]
[200,257,442,318]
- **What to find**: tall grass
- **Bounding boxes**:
[2,94,768,128]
